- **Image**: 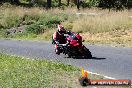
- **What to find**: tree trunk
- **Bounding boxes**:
[67,0,70,6]
[58,0,61,7]
[11,0,20,5]
[47,0,51,9]
[77,0,80,10]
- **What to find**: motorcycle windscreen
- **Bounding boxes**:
[67,33,80,46]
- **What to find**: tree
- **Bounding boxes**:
[0,0,20,4]
[11,0,20,4]
[98,0,129,10]
[67,0,70,6]
[58,0,61,6]
[77,0,80,10]
[47,0,52,8]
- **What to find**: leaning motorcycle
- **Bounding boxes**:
[52,32,92,58]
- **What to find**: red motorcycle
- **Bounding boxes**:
[53,32,92,58]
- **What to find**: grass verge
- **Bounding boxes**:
[0,53,103,88]
[0,54,131,88]
[0,53,80,87]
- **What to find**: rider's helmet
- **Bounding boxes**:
[57,24,66,34]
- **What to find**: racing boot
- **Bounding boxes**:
[55,48,60,55]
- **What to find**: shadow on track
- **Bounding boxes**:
[90,57,106,60]
[71,56,106,60]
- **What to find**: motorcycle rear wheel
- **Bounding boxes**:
[83,46,92,58]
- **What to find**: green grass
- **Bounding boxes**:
[0,53,105,88]
[0,54,131,88]
[0,53,81,87]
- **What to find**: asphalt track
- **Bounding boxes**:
[0,39,132,81]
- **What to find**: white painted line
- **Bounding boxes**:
[85,70,116,79]
[103,76,116,79]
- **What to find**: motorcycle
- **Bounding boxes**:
[52,32,92,58]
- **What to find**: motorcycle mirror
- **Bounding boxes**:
[82,40,85,42]
[64,34,69,36]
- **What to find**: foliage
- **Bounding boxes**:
[25,13,68,34]
[0,53,80,88]
[82,0,100,8]
[22,14,39,25]
[0,5,70,37]
[0,0,131,9]
[0,14,21,29]
[38,15,61,28]
[98,0,130,10]
[25,23,44,34]
[0,4,131,47]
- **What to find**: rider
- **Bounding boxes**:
[52,23,67,55]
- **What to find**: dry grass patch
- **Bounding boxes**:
[81,29,132,47]
[37,29,55,40]
[0,4,132,47]
[72,10,132,34]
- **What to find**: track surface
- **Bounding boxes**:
[0,39,132,80]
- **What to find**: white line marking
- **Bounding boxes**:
[85,70,116,79]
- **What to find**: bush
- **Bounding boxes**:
[82,0,100,8]
[0,29,5,38]
[0,14,21,29]
[25,23,44,34]
[38,14,68,28]
[22,14,39,25]
[98,0,129,10]
[24,12,69,35]
[39,15,61,28]
[29,0,47,7]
